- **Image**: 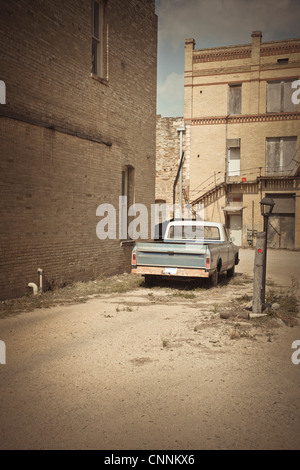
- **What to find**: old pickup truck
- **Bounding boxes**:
[131,220,239,286]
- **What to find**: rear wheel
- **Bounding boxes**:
[209,269,218,286]
[227,264,235,278]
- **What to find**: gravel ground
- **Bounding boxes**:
[0,248,299,450]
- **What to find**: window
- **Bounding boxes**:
[228,84,242,115]
[122,166,135,208]
[266,80,297,113]
[167,225,220,241]
[277,58,289,65]
[266,137,297,175]
[92,0,106,78]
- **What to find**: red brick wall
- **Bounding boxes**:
[0,0,157,299]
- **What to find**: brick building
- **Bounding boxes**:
[183,31,300,249]
[0,0,157,299]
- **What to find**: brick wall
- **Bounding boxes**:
[0,0,157,299]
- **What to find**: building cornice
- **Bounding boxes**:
[187,112,300,126]
[192,42,300,64]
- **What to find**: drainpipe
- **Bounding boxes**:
[176,125,186,217]
[173,151,185,210]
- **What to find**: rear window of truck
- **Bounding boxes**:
[167,225,220,241]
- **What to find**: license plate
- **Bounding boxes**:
[164,267,178,275]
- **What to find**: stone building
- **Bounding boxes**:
[183,31,300,248]
[155,116,189,207]
[0,0,157,299]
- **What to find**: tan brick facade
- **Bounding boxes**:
[184,32,300,249]
[0,0,157,299]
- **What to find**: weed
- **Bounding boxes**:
[229,274,252,286]
[229,329,240,340]
[236,294,252,302]
[211,304,219,314]
[171,291,196,299]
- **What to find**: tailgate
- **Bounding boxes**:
[135,243,208,269]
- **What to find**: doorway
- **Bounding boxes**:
[227,147,240,177]
[228,213,242,246]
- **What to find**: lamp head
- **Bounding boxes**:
[260,197,275,216]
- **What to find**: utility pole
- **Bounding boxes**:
[252,232,265,313]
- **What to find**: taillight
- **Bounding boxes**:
[132,253,136,266]
[206,257,210,269]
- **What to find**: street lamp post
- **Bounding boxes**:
[260,197,275,307]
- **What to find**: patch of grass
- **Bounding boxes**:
[255,277,299,327]
[116,304,133,313]
[229,274,252,286]
[0,274,145,318]
[236,294,252,302]
[170,291,196,299]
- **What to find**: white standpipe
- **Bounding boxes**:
[28,268,43,295]
[28,282,39,295]
[37,268,43,293]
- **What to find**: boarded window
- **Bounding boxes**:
[266,82,281,113]
[228,85,241,114]
[266,80,297,113]
[266,137,297,175]
[283,80,295,112]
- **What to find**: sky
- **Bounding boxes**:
[155,0,300,117]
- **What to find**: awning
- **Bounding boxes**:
[221,205,247,213]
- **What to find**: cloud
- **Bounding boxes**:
[158,72,184,104]
[157,72,184,116]
[157,0,300,50]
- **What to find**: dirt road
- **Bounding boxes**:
[0,248,299,450]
